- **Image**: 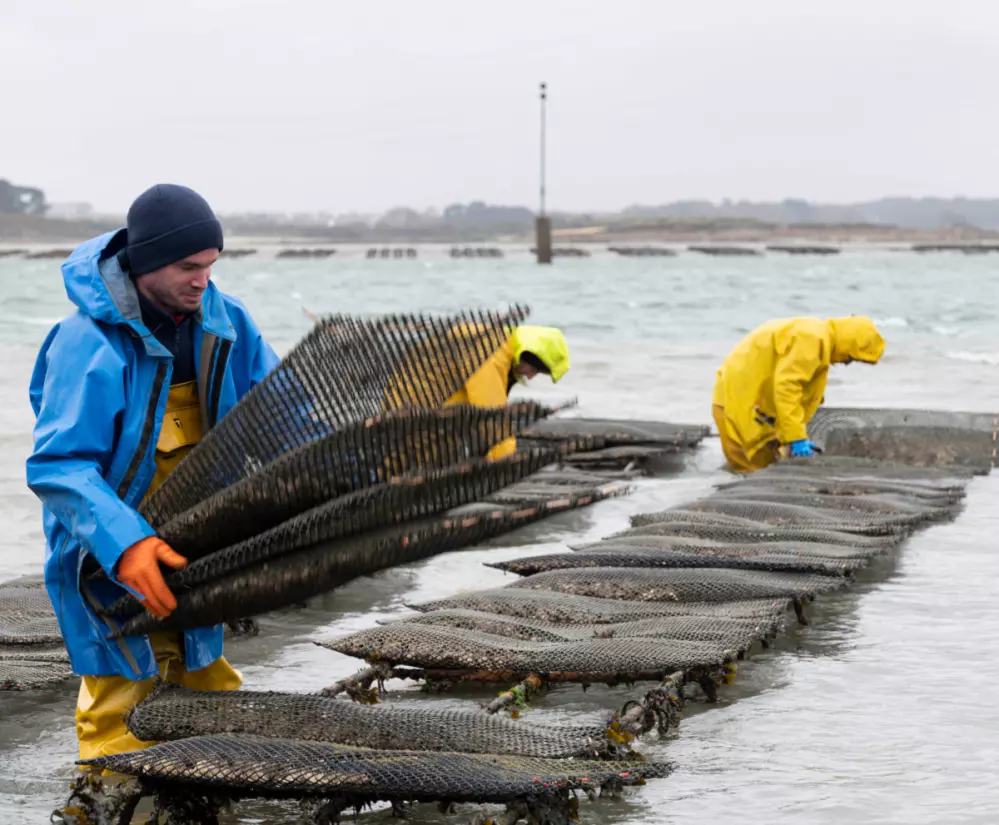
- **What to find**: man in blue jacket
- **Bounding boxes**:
[27,184,279,759]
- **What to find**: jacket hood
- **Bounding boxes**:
[59,230,235,344]
[828,316,885,364]
[511,326,570,383]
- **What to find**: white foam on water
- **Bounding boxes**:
[946,351,999,365]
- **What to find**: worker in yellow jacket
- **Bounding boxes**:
[712,316,885,472]
[448,326,570,459]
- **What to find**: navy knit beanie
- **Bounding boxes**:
[125,184,224,276]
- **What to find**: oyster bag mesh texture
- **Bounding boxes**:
[631,500,914,535]
[119,476,626,635]
[808,407,998,470]
[385,608,779,649]
[157,402,561,559]
[506,567,848,602]
[81,734,670,803]
[572,535,891,560]
[140,306,528,528]
[0,645,72,690]
[322,622,738,676]
[126,685,612,759]
[489,547,867,577]
[521,418,710,447]
[617,516,902,548]
[0,579,62,645]
[410,588,791,624]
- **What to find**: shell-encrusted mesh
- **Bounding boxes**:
[760,454,978,483]
[0,578,61,645]
[570,535,888,561]
[711,488,957,520]
[634,500,913,535]
[0,645,72,690]
[521,418,710,447]
[519,418,710,471]
[715,475,965,504]
[489,546,865,577]
[616,518,902,549]
[409,588,791,624]
[125,684,613,759]
[506,567,847,603]
[321,622,737,677]
[80,734,671,803]
[141,307,529,528]
[808,407,998,471]
[383,608,780,650]
[119,478,628,636]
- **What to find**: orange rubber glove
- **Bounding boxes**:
[117,537,188,618]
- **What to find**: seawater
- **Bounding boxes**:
[0,247,996,824]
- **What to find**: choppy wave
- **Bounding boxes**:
[0,314,62,328]
[946,351,999,365]
[873,316,909,328]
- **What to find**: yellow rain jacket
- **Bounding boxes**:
[446,326,570,460]
[712,316,885,461]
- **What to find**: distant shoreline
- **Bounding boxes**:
[2,212,997,248]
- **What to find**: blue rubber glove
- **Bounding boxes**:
[790,439,818,457]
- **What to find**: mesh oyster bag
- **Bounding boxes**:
[758,454,977,484]
[616,517,904,549]
[808,407,998,471]
[155,402,562,559]
[109,420,581,622]
[80,734,671,804]
[383,608,780,650]
[506,567,848,603]
[709,488,958,520]
[521,418,710,447]
[0,578,62,645]
[141,306,529,528]
[569,535,890,561]
[488,545,867,577]
[409,588,791,625]
[714,474,965,504]
[125,684,613,759]
[519,418,711,472]
[119,475,628,635]
[0,645,72,690]
[320,622,738,677]
[633,500,914,536]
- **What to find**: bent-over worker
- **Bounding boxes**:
[712,316,885,472]
[27,184,278,759]
[448,326,570,460]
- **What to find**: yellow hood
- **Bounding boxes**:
[829,316,886,364]
[511,326,570,383]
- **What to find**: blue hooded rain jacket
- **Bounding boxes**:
[26,229,279,679]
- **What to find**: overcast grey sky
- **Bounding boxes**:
[3,0,996,214]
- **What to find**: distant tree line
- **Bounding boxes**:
[619,197,999,230]
[0,179,48,215]
[9,176,999,232]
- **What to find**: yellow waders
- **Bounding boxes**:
[712,404,779,474]
[75,381,243,761]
